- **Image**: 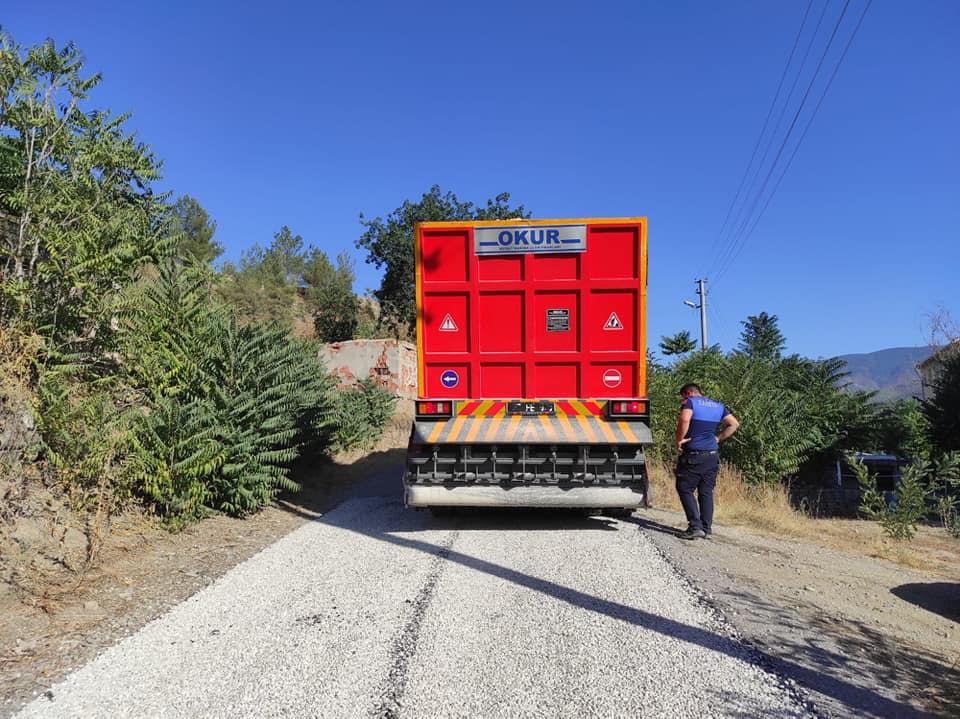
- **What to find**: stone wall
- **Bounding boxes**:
[318,339,417,399]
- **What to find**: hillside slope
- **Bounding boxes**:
[834,346,931,401]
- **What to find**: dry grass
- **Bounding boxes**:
[648,461,960,577]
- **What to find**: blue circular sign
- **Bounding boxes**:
[440,370,459,389]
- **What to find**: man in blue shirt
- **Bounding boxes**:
[674,383,740,540]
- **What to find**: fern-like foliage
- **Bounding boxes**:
[331,378,397,451]
[126,396,223,524]
[118,261,337,522]
[201,316,333,515]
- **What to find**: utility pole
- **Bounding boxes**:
[696,278,708,350]
[683,279,709,350]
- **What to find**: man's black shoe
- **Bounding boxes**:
[679,527,706,540]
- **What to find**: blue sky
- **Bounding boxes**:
[5,0,958,358]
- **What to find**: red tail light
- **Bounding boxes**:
[416,400,453,418]
[606,399,649,419]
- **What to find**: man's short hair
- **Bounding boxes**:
[680,383,702,395]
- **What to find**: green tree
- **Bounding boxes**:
[356,185,529,331]
[707,353,814,483]
[304,249,358,342]
[923,351,960,455]
[167,195,221,264]
[217,226,307,329]
[873,398,931,460]
[737,312,786,361]
[0,35,167,343]
[659,330,697,356]
[780,355,877,461]
[255,225,306,287]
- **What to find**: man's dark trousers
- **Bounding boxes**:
[675,451,720,533]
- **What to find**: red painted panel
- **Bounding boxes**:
[531,253,579,281]
[588,290,637,352]
[480,363,525,397]
[478,292,524,353]
[589,226,639,279]
[423,293,469,354]
[535,363,580,397]
[417,219,646,400]
[478,255,523,281]
[421,230,469,282]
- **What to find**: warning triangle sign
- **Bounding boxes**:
[604,312,624,331]
[439,313,459,332]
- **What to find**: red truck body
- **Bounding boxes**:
[406,217,652,509]
[416,218,648,400]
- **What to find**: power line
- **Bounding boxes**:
[707,0,829,278]
[731,0,874,266]
[712,0,859,286]
[713,0,848,283]
[707,301,732,350]
[705,0,815,269]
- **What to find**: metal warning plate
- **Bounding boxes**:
[546,308,570,332]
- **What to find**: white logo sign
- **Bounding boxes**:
[439,313,458,332]
[474,224,587,255]
[604,312,624,331]
[602,369,622,388]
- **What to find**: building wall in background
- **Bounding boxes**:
[319,339,417,399]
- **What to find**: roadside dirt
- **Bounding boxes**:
[640,507,960,718]
[3,447,959,718]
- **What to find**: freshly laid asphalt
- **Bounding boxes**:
[16,471,809,719]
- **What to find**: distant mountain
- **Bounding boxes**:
[833,346,932,401]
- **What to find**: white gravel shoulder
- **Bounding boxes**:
[15,495,809,719]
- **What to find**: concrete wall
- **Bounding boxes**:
[318,339,417,399]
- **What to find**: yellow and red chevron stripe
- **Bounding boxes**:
[455,399,604,418]
[414,407,651,446]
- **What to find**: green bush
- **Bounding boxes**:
[930,453,960,539]
[709,355,815,484]
[127,396,222,525]
[331,378,396,451]
[37,368,135,511]
[0,36,382,533]
[118,261,337,523]
[854,458,930,541]
[202,317,335,516]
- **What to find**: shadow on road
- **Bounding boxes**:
[891,582,960,623]
[278,448,407,519]
[280,452,954,718]
[715,586,958,718]
[623,515,682,537]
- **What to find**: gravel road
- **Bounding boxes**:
[15,477,810,719]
